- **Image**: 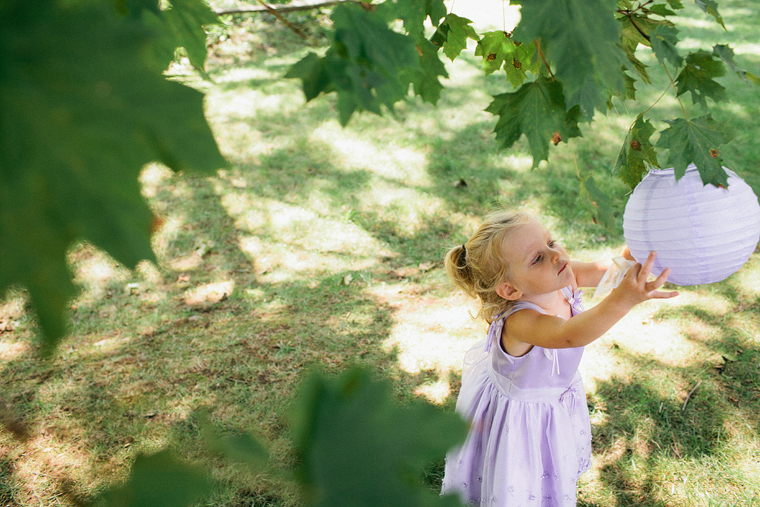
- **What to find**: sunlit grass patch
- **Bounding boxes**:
[2,1,760,506]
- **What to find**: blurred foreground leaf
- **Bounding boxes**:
[0,0,227,352]
[93,450,212,507]
[142,0,221,74]
[288,368,468,507]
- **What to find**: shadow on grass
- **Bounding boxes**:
[3,1,760,505]
[586,279,760,506]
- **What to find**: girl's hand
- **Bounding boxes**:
[620,245,635,261]
[610,251,679,308]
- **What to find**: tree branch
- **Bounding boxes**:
[254,0,312,40]
[214,0,360,16]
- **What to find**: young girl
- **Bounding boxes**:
[441,210,678,507]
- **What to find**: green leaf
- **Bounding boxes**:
[0,0,227,352]
[486,77,582,167]
[580,175,616,232]
[286,52,334,101]
[93,450,212,507]
[377,0,447,39]
[208,431,269,468]
[288,3,421,126]
[694,0,726,29]
[413,39,449,104]
[648,4,678,16]
[112,0,161,17]
[675,50,727,107]
[512,0,626,116]
[713,44,760,85]
[118,0,220,74]
[156,0,220,72]
[623,71,638,100]
[288,368,468,507]
[622,45,652,84]
[619,14,661,51]
[665,0,685,8]
[618,14,661,84]
[655,115,733,186]
[650,23,683,67]
[614,116,660,188]
[432,13,479,61]
[474,32,537,88]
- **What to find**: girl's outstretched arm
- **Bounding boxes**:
[571,259,611,288]
[571,245,636,288]
[505,252,679,351]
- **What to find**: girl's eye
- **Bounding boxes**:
[532,255,542,265]
[548,240,555,247]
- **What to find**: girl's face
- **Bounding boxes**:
[498,220,574,301]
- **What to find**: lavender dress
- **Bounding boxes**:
[442,286,592,507]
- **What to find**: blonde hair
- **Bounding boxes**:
[444,210,535,324]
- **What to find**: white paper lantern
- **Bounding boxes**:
[623,164,760,286]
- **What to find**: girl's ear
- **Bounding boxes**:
[496,281,521,301]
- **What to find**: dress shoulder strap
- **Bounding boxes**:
[484,286,583,353]
[484,301,547,353]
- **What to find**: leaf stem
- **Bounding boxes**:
[630,79,672,131]
[661,62,688,120]
[534,39,555,81]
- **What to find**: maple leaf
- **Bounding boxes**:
[650,23,683,67]
[512,0,625,117]
[117,0,221,74]
[377,0,447,39]
[486,77,582,167]
[675,50,727,107]
[431,13,480,61]
[413,39,449,104]
[286,52,334,101]
[288,368,468,507]
[474,32,537,89]
[694,0,726,29]
[649,3,679,16]
[655,115,734,186]
[614,116,660,188]
[288,3,420,125]
[622,71,638,100]
[0,0,227,351]
[147,0,221,73]
[622,44,651,85]
[580,175,616,232]
[93,450,212,507]
[619,14,661,51]
[665,0,685,9]
[713,44,760,85]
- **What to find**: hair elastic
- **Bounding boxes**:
[458,244,467,267]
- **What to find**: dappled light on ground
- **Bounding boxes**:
[2,1,760,505]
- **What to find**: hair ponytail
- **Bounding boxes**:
[445,244,472,297]
[444,210,534,323]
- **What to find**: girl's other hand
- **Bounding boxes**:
[620,245,635,261]
[610,251,679,308]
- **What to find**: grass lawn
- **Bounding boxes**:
[2,1,760,506]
